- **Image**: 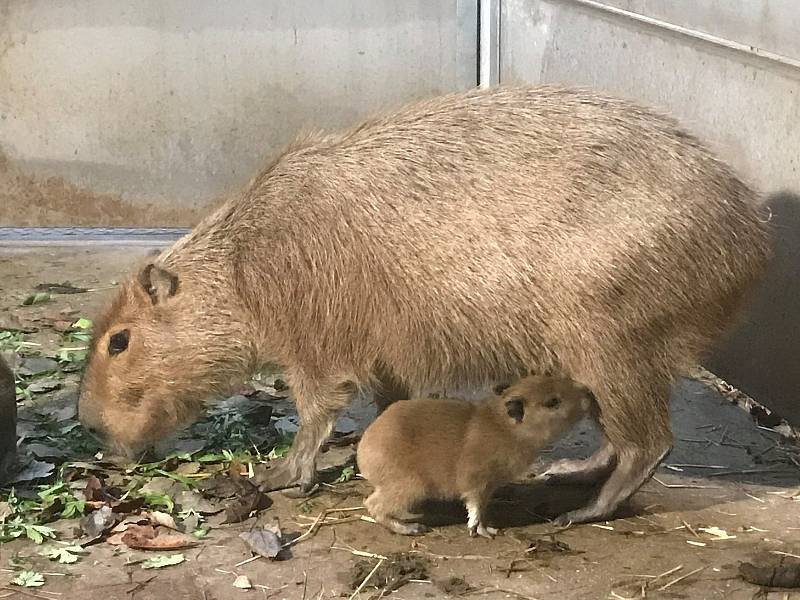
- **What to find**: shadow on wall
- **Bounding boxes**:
[0,149,210,227]
[708,191,800,426]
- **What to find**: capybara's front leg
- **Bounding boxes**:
[256,374,356,495]
[539,438,617,485]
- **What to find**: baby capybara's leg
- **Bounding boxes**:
[554,365,672,525]
[462,487,497,539]
[256,374,357,495]
[365,487,429,536]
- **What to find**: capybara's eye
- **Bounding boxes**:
[108,329,130,356]
[544,396,561,409]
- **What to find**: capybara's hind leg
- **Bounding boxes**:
[365,488,429,536]
[256,374,356,495]
[539,438,617,485]
[554,368,672,526]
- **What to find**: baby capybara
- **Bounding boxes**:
[79,85,770,525]
[357,376,594,537]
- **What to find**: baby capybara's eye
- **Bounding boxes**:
[505,398,525,423]
[108,329,130,356]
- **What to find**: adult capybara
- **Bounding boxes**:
[0,355,17,483]
[78,85,771,525]
[358,375,594,537]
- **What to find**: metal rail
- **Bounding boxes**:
[554,0,800,72]
[0,227,189,247]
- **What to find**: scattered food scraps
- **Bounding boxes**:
[698,526,737,540]
[240,524,284,559]
[740,553,800,588]
[122,527,198,551]
[525,536,577,555]
[80,504,116,538]
[17,357,59,377]
[348,552,430,594]
[147,510,178,530]
[141,553,186,569]
[40,544,88,564]
[12,570,45,587]
[435,576,473,596]
[22,292,51,306]
[10,459,55,484]
[34,282,88,295]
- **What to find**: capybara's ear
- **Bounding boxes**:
[138,263,179,305]
[579,387,596,412]
[505,398,525,423]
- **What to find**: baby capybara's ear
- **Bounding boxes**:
[493,383,510,395]
[505,398,525,423]
[138,263,179,305]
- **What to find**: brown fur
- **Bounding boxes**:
[0,355,17,483]
[78,85,771,524]
[357,376,593,536]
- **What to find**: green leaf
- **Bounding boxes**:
[192,528,209,539]
[38,481,67,500]
[12,571,45,587]
[61,497,86,519]
[55,347,87,363]
[153,469,197,487]
[40,544,86,564]
[138,492,175,513]
[267,436,294,460]
[24,524,57,544]
[66,331,91,343]
[72,318,93,329]
[22,292,51,306]
[334,465,355,484]
[141,554,186,569]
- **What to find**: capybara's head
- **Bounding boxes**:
[78,261,247,458]
[497,375,594,440]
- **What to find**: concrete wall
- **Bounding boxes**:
[500,0,800,194]
[500,0,800,423]
[0,0,477,223]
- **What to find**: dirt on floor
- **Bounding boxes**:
[0,150,207,227]
[1,246,800,600]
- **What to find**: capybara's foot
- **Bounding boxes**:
[552,505,611,527]
[386,519,430,536]
[394,510,425,522]
[538,443,616,486]
[553,442,671,527]
[252,462,301,492]
[468,522,498,539]
[281,482,320,499]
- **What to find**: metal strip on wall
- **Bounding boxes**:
[552,0,800,74]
